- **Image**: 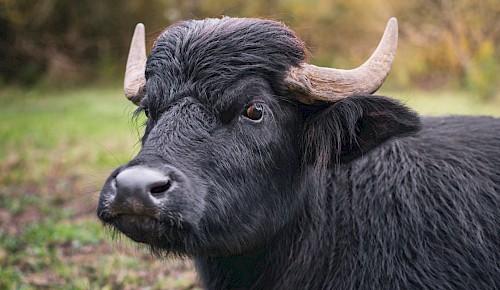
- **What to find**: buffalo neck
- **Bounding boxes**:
[193,171,338,290]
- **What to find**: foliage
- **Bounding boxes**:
[1,0,499,98]
[389,0,500,98]
[0,0,166,84]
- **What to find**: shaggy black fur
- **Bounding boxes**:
[98,17,500,289]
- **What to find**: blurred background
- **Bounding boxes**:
[1,0,499,289]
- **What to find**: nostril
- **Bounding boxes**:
[150,179,172,197]
[115,166,173,199]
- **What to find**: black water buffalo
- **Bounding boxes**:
[97,17,500,289]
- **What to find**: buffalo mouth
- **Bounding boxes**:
[113,215,164,244]
[100,212,194,251]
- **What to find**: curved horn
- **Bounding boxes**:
[285,18,398,104]
[124,23,147,105]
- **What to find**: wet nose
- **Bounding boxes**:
[116,166,172,198]
[112,166,173,215]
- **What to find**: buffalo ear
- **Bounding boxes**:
[302,95,421,167]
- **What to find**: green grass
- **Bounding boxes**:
[383,88,500,117]
[0,85,199,289]
[0,84,498,289]
[0,86,141,184]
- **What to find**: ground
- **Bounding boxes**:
[0,86,199,289]
[0,85,498,289]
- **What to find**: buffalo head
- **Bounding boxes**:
[97,17,419,257]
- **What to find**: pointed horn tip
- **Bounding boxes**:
[285,17,399,104]
[128,22,146,57]
[387,17,398,32]
[124,22,147,105]
[131,23,146,41]
[135,23,145,32]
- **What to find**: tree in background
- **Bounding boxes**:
[0,0,166,84]
[390,0,500,98]
[1,0,498,99]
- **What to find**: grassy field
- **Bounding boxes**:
[0,85,499,289]
[0,86,198,289]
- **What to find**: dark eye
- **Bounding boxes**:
[244,103,264,121]
[144,108,150,118]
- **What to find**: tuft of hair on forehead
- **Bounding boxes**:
[146,17,307,100]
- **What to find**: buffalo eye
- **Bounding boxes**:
[244,103,264,121]
[144,108,150,118]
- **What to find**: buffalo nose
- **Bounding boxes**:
[113,166,173,214]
